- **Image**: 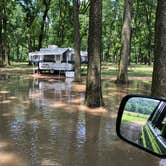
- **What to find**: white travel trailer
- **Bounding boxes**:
[29,45,74,74]
[29,45,88,75]
[80,51,88,63]
[70,49,88,64]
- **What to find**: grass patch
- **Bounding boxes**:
[0,62,33,75]
[101,63,153,77]
[128,65,153,77]
[82,63,152,77]
[7,62,32,68]
[101,70,118,76]
[122,111,149,123]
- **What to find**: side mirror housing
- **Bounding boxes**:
[116,94,166,158]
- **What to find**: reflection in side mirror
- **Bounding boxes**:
[116,95,166,158]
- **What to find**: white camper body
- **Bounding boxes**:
[29,45,88,74]
[29,45,74,73]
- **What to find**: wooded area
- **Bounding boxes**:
[0,0,156,65]
[0,0,166,106]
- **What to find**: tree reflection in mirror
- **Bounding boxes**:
[117,95,166,157]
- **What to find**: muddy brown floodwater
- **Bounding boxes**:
[0,75,161,166]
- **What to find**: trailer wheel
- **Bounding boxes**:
[50,69,54,74]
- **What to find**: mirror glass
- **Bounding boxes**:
[120,97,166,156]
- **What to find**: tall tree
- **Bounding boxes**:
[18,0,38,52]
[0,0,9,66]
[151,0,166,98]
[38,0,51,50]
[130,0,156,65]
[85,0,104,108]
[116,0,132,84]
[102,0,123,63]
[0,15,3,66]
[3,0,9,66]
[73,0,81,82]
[0,0,5,66]
[144,0,155,65]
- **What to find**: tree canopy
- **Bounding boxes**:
[0,0,157,65]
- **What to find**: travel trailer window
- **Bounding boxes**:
[43,55,55,62]
[62,53,67,62]
[56,55,61,62]
[33,55,40,61]
[68,53,74,64]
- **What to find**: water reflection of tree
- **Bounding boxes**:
[0,104,11,138]
[67,111,79,165]
[84,113,101,166]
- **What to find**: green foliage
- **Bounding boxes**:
[131,0,156,65]
[125,97,159,115]
[0,0,157,65]
[102,0,123,63]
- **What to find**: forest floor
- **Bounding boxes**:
[0,62,153,81]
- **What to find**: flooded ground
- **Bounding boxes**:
[0,75,161,166]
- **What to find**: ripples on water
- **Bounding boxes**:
[0,75,159,166]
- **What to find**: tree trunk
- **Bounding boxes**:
[116,0,132,84]
[57,0,65,47]
[28,34,33,52]
[4,46,9,65]
[38,0,51,50]
[145,5,153,66]
[151,0,166,99]
[0,21,3,66]
[73,0,81,82]
[3,4,9,66]
[85,0,104,108]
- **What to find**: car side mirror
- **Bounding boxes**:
[116,95,166,158]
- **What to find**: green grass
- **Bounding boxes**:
[0,62,33,75]
[101,70,118,76]
[122,111,149,123]
[128,65,153,77]
[8,62,32,68]
[101,63,153,77]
